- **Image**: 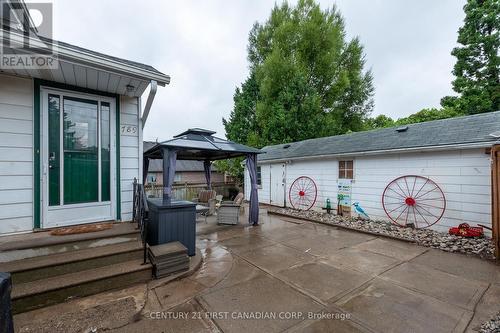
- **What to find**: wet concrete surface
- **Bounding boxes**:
[335,278,473,333]
[13,208,500,332]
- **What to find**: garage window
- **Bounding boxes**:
[339,160,353,179]
[257,166,262,186]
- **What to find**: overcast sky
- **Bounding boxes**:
[50,0,466,141]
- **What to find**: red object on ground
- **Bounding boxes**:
[448,223,484,237]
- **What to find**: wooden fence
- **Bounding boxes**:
[144,182,240,201]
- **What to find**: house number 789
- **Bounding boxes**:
[121,126,137,134]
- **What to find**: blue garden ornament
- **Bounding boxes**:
[352,202,370,219]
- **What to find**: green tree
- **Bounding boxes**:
[222,72,260,147]
[219,0,374,180]
[363,108,465,130]
[363,114,395,130]
[223,0,374,148]
[441,0,499,114]
[217,73,260,183]
[396,107,464,125]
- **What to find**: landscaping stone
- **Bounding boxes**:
[272,208,496,260]
[479,311,500,333]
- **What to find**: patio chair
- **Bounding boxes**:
[192,189,216,204]
[217,193,244,225]
[215,195,223,210]
[192,190,216,215]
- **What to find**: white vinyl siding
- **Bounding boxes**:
[249,148,492,234]
[0,74,33,234]
[245,164,271,204]
[119,95,140,221]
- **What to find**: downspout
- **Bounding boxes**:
[141,80,158,129]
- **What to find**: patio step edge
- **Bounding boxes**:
[1,241,144,284]
[11,259,152,314]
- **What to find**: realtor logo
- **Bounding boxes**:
[1,1,57,69]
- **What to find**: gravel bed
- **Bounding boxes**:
[480,311,500,333]
[273,208,496,260]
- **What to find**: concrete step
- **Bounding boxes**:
[0,241,145,284]
[11,259,152,314]
[0,223,140,263]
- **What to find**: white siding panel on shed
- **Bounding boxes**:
[0,74,33,234]
[254,148,492,234]
[245,164,271,205]
[119,96,140,221]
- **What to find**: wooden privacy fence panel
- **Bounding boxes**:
[491,145,500,260]
[144,182,239,201]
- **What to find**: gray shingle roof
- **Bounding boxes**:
[144,129,261,161]
[259,111,500,162]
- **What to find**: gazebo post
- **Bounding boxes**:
[161,147,177,204]
[203,160,212,191]
[246,153,259,225]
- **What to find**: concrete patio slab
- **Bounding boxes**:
[353,237,428,261]
[297,222,345,236]
[189,258,233,288]
[281,231,374,256]
[258,225,308,242]
[277,261,371,303]
[250,216,301,232]
[410,249,500,284]
[321,248,401,275]
[218,234,276,254]
[197,244,233,262]
[205,257,267,292]
[14,210,499,333]
[197,225,254,242]
[380,262,489,310]
[199,274,324,332]
[335,278,474,333]
[237,243,315,273]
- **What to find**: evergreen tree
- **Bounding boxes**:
[223,0,374,148]
[441,0,499,114]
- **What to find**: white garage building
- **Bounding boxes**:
[245,112,500,233]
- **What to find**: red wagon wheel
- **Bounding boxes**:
[288,176,317,210]
[382,175,446,228]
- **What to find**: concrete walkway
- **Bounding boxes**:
[14,208,500,332]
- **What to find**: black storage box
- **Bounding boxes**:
[146,199,196,256]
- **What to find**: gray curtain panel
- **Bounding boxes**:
[161,147,177,203]
[246,153,259,225]
[142,156,149,185]
[204,160,212,190]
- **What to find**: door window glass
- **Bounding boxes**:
[101,102,111,201]
[48,94,60,206]
[63,97,99,204]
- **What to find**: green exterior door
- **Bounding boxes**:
[42,88,115,228]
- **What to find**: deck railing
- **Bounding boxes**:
[132,178,149,264]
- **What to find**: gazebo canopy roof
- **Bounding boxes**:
[144,128,262,161]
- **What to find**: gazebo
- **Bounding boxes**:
[143,128,262,225]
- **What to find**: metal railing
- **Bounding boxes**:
[133,178,149,264]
